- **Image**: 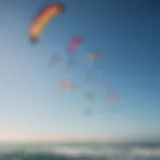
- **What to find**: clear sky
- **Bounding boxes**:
[0,0,159,142]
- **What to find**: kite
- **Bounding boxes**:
[58,81,68,89]
[85,92,94,100]
[68,36,83,53]
[50,54,61,66]
[29,3,63,42]
[58,81,76,91]
[87,52,100,61]
[86,52,100,77]
[109,93,117,101]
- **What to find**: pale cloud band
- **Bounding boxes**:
[0,131,109,142]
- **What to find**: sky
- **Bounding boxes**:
[0,0,159,142]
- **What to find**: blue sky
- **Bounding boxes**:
[0,0,159,142]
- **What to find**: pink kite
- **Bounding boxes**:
[68,36,83,53]
[58,81,68,89]
[109,93,117,101]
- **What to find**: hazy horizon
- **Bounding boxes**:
[0,131,159,143]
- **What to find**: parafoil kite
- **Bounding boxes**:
[29,3,63,42]
[87,52,100,61]
[85,52,100,81]
[50,54,61,66]
[58,81,68,89]
[58,81,76,91]
[66,36,83,68]
[68,36,83,53]
[85,92,94,100]
[109,93,117,101]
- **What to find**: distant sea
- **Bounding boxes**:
[0,142,160,160]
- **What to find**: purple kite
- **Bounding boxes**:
[68,36,83,53]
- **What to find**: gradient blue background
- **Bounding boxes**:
[0,0,159,141]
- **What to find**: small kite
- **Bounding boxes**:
[108,93,117,101]
[87,52,100,62]
[68,36,83,53]
[50,54,61,66]
[85,92,94,101]
[58,81,68,89]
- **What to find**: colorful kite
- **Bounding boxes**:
[68,36,83,53]
[109,93,117,101]
[29,3,63,42]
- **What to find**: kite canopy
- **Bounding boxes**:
[87,52,100,61]
[109,93,117,101]
[29,3,63,42]
[85,92,94,100]
[68,36,83,53]
[50,54,61,66]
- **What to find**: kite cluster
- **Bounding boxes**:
[28,2,117,116]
